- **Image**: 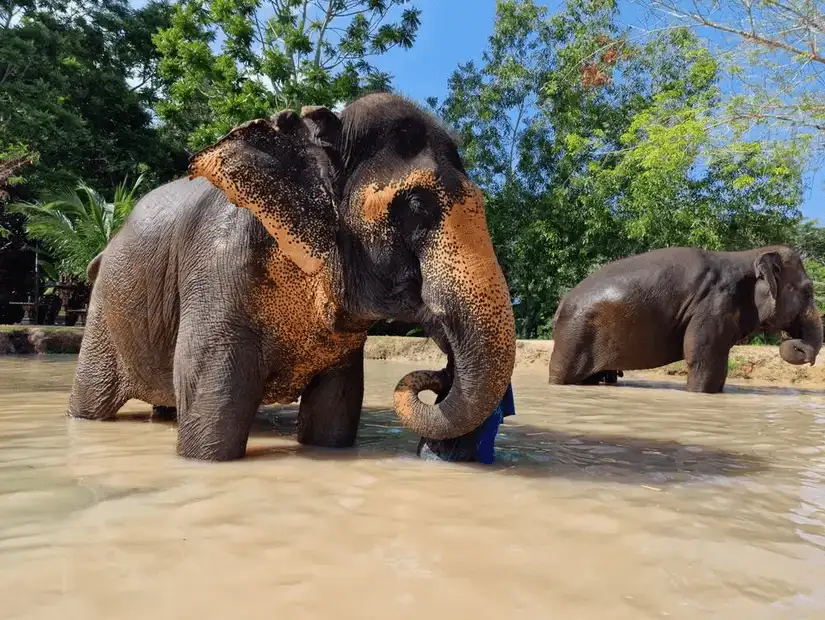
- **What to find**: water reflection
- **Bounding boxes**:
[0,356,824,619]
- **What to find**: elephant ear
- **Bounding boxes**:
[188,110,336,275]
[300,106,344,186]
[754,250,782,322]
[300,105,342,149]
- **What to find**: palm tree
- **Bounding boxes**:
[8,175,143,281]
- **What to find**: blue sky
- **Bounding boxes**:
[370,0,825,222]
[128,0,823,221]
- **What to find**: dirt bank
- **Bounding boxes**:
[0,326,85,355]
[363,336,825,386]
[2,327,823,386]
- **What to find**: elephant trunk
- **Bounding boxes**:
[393,185,516,440]
[779,306,823,366]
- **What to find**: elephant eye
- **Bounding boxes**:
[408,194,425,215]
[407,191,441,227]
[389,190,441,246]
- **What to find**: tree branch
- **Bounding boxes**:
[646,1,825,64]
[507,100,526,182]
[128,75,151,92]
[313,0,336,69]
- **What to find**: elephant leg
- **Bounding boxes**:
[684,322,729,393]
[418,428,484,462]
[603,370,619,385]
[297,347,364,448]
[67,306,127,420]
[579,372,604,385]
[173,325,266,461]
[151,405,177,421]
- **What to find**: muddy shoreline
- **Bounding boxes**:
[2,326,823,386]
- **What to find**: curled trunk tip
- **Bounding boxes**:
[779,307,823,366]
[779,339,816,366]
[392,362,513,440]
[393,370,460,439]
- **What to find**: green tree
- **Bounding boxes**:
[0,0,183,197]
[796,218,825,262]
[153,0,421,150]
[794,218,825,314]
[635,0,825,144]
[431,0,807,338]
[8,175,143,281]
[0,143,37,204]
[803,257,825,315]
[0,143,38,243]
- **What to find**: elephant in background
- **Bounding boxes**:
[578,370,623,385]
[549,246,822,393]
[68,93,516,460]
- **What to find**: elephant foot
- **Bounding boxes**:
[151,405,177,421]
[581,370,624,385]
[603,370,624,385]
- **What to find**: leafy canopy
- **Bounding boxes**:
[8,175,143,281]
[0,0,182,197]
[636,0,825,148]
[153,0,421,149]
[431,0,808,338]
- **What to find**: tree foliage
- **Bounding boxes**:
[8,175,143,281]
[0,0,183,197]
[431,0,808,338]
[153,0,421,150]
[636,0,825,149]
[0,142,37,203]
[796,220,825,314]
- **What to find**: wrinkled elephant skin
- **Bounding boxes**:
[549,246,823,393]
[68,95,516,461]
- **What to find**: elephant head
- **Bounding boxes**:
[189,93,516,441]
[753,246,823,365]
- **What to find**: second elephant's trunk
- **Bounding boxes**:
[779,306,823,366]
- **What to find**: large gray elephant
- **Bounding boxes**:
[68,93,516,460]
[549,245,822,393]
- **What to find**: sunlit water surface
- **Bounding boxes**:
[1,356,824,619]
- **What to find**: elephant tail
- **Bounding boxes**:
[86,252,104,286]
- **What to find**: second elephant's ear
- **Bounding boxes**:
[188,113,336,275]
[754,250,782,322]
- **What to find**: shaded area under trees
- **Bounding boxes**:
[1,0,824,339]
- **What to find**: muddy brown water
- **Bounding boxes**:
[0,357,824,619]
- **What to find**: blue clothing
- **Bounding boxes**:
[474,383,515,464]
